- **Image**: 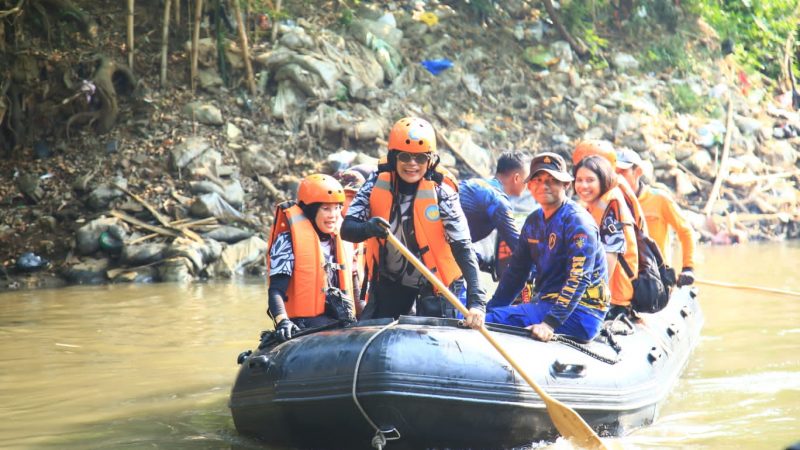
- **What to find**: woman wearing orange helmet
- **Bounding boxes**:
[266,174,356,342]
[341,117,486,329]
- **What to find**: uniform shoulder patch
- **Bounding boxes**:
[424,204,440,221]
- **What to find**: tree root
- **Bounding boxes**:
[66,56,136,139]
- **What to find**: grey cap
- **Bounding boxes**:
[616,148,643,169]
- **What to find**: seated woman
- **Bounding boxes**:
[266,174,356,342]
[573,155,638,319]
[485,152,609,342]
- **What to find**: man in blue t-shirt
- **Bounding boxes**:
[486,152,609,342]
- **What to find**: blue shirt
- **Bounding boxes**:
[489,198,609,327]
[458,179,520,246]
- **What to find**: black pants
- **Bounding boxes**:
[362,278,461,320]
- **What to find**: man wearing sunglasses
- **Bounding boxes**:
[341,117,486,330]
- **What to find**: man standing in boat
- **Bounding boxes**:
[614,148,696,287]
[485,152,610,342]
[341,117,486,329]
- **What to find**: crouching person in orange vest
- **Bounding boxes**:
[340,117,486,329]
[266,174,356,342]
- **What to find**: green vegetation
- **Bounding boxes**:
[685,0,799,79]
[543,0,799,80]
[665,83,704,114]
[640,35,700,76]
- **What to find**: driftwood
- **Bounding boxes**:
[541,0,589,57]
[127,217,218,245]
[113,184,204,243]
[434,128,485,178]
[111,210,181,239]
[703,95,734,215]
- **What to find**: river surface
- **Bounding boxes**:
[1,243,798,450]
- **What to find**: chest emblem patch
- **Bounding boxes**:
[548,232,557,249]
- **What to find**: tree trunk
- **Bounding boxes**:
[191,0,203,93]
[271,0,281,43]
[174,0,180,27]
[541,0,589,57]
[231,0,256,95]
[161,0,172,87]
[127,0,134,72]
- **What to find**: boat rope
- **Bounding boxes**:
[553,335,620,365]
[351,320,401,450]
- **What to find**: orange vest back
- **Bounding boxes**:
[267,203,353,318]
[618,177,647,234]
[365,172,462,290]
[587,186,638,305]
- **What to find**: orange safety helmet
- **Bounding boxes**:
[387,117,437,154]
[297,174,346,205]
[572,140,617,168]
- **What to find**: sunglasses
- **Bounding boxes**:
[396,152,431,164]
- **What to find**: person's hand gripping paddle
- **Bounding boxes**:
[374,218,607,449]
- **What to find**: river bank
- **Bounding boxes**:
[1,1,798,292]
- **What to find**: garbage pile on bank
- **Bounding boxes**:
[1,1,798,288]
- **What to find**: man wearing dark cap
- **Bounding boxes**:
[485,152,610,342]
[615,148,696,287]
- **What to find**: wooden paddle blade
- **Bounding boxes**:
[546,398,607,449]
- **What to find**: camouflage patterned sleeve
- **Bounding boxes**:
[436,183,473,244]
[268,232,294,277]
[344,174,376,222]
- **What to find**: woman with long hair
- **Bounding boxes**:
[573,155,638,318]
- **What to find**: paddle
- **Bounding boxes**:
[696,279,800,298]
[381,228,607,449]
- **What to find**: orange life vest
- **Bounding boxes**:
[618,177,648,234]
[587,186,638,306]
[266,203,354,318]
[365,172,462,290]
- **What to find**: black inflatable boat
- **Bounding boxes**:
[230,287,703,449]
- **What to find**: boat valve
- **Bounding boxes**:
[237,350,252,365]
[551,360,586,378]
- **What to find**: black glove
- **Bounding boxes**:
[275,318,300,342]
[677,268,695,287]
[364,217,389,238]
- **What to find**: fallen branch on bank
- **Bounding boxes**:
[114,184,204,243]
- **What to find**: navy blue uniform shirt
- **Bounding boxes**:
[458,179,520,247]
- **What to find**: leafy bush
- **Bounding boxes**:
[684,0,799,79]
